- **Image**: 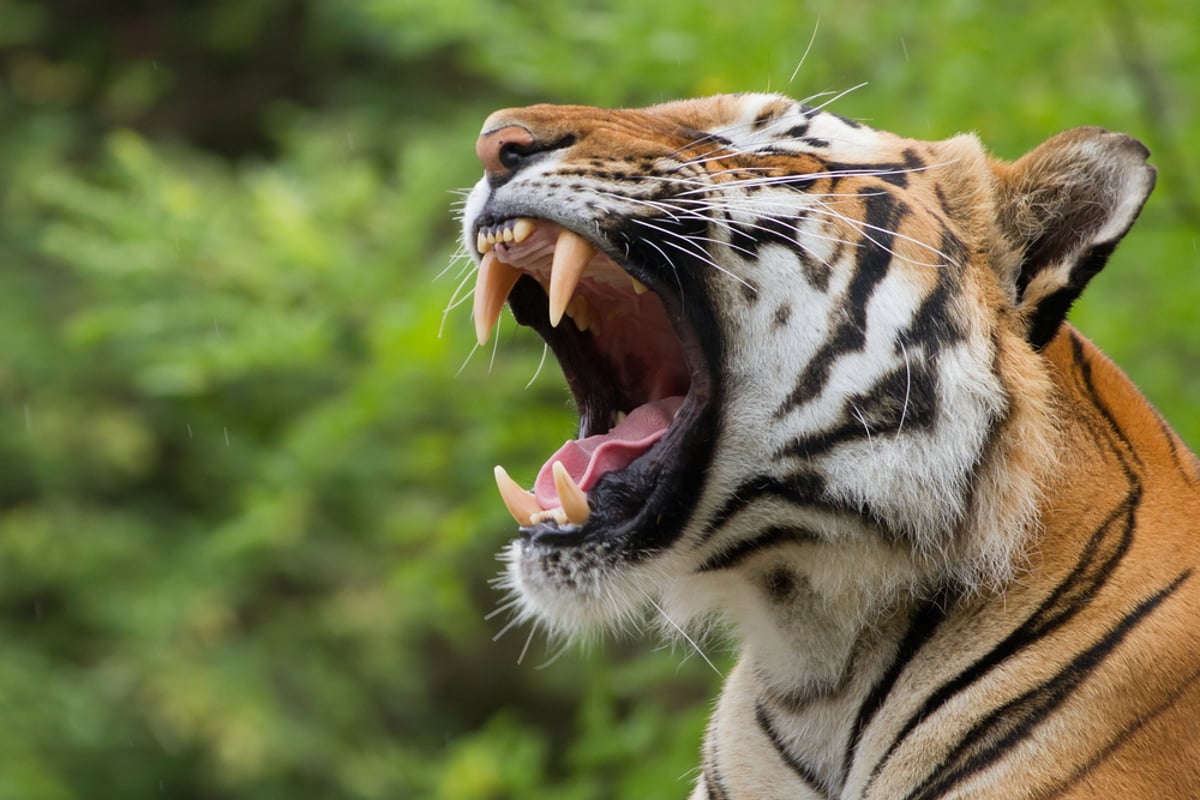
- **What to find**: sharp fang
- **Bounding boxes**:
[566,294,592,332]
[494,466,541,526]
[548,228,596,328]
[473,252,523,346]
[552,461,591,525]
[512,218,536,243]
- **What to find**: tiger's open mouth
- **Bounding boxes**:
[473,215,716,550]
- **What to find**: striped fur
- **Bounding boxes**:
[462,93,1200,798]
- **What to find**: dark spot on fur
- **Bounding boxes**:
[739,280,760,303]
[774,303,792,328]
[764,568,797,602]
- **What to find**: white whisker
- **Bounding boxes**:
[898,341,912,436]
[492,611,526,643]
[438,256,478,340]
[525,342,550,389]
[648,597,722,678]
[455,342,480,377]
[517,622,538,665]
[808,81,868,114]
[850,403,875,446]
[485,596,524,621]
[487,316,501,372]
[535,638,573,670]
[788,19,821,85]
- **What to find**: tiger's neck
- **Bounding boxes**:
[697,325,1200,798]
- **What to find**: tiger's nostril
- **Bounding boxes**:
[498,140,538,172]
[477,125,534,177]
[476,124,576,179]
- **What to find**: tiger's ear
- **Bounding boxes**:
[990,127,1156,348]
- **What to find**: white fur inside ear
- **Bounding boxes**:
[1094,152,1157,244]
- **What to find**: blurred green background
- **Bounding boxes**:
[1,1,1196,798]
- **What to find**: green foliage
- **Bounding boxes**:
[0,1,1196,798]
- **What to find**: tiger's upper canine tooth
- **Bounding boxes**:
[473,252,523,346]
[548,228,597,328]
[494,465,541,526]
[552,461,591,526]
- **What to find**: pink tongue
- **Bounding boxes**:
[535,396,684,509]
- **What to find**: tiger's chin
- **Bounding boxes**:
[502,536,682,637]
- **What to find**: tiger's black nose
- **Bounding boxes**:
[476,124,536,178]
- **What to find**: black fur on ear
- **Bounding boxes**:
[991,127,1156,348]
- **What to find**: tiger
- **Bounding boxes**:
[459,92,1200,799]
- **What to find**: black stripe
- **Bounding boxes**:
[1069,330,1143,474]
[696,525,817,573]
[702,472,905,546]
[1026,241,1118,349]
[704,760,732,800]
[702,473,825,542]
[1046,663,1200,799]
[902,570,1191,800]
[1149,401,1200,488]
[775,189,904,418]
[895,264,960,354]
[865,487,1140,791]
[778,360,938,462]
[842,594,951,785]
[754,701,831,798]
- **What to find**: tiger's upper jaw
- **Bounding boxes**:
[462,95,876,561]
[462,93,1156,635]
[461,101,747,562]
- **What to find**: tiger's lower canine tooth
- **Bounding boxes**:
[548,228,596,327]
[552,461,591,525]
[473,252,523,346]
[494,466,541,526]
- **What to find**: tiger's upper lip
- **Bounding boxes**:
[472,216,647,347]
[469,209,718,551]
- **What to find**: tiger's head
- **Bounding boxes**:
[461,93,1155,648]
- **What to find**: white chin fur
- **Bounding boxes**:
[503,538,673,637]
